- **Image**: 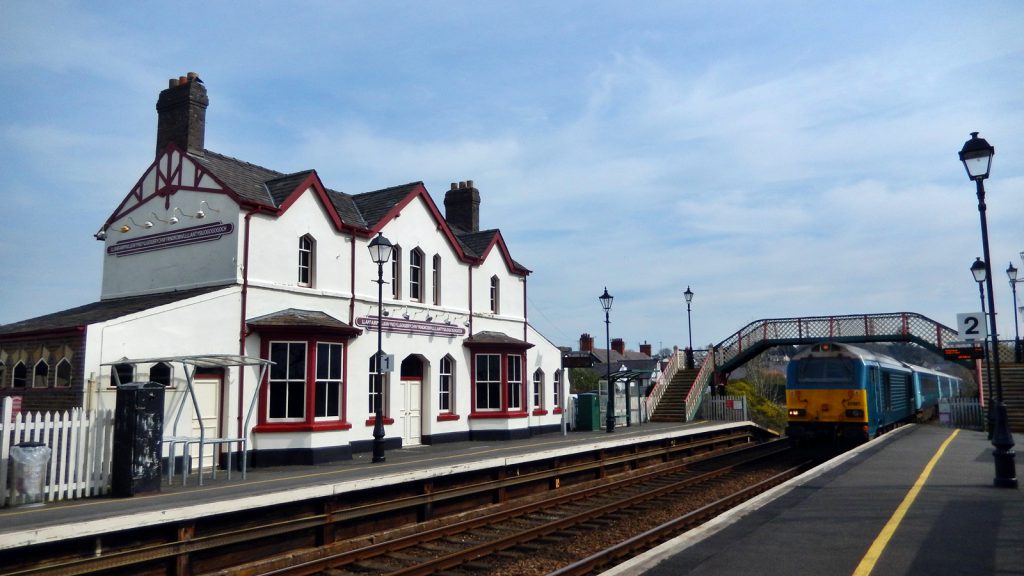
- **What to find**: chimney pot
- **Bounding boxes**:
[156,73,209,156]
[450,182,458,190]
[467,179,474,188]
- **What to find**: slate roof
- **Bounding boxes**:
[352,182,422,230]
[191,150,282,206]
[0,285,233,336]
[247,308,361,336]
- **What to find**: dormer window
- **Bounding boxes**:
[298,234,315,287]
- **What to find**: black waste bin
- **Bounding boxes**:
[112,381,165,497]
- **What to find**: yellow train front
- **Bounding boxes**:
[785,342,914,445]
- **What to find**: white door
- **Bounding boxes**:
[402,379,422,446]
[188,376,221,470]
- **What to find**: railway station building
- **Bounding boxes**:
[0,73,567,465]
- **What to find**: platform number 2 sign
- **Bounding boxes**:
[957,312,988,341]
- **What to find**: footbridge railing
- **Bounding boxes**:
[712,312,958,376]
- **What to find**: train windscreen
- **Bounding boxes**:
[790,358,856,388]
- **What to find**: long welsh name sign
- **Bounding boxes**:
[356,316,466,337]
[108,222,234,256]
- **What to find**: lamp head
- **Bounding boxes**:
[684,285,694,304]
[368,232,394,264]
[959,132,994,181]
[599,287,613,312]
[1009,262,1019,282]
[971,257,987,284]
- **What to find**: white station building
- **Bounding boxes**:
[0,73,567,466]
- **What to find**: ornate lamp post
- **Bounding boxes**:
[599,287,614,433]
[972,258,995,437]
[1008,261,1021,363]
[684,286,694,369]
[368,232,394,463]
[959,132,1017,488]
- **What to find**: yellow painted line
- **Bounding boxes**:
[852,428,959,576]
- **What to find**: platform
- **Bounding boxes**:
[609,425,1024,576]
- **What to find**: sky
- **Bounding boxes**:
[1,1,1023,354]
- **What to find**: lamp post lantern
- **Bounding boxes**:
[684,286,694,369]
[1008,261,1021,363]
[959,132,1017,488]
[368,232,394,463]
[599,287,615,433]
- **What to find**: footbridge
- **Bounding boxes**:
[656,312,959,422]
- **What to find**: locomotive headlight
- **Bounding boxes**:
[788,409,806,417]
[845,409,865,418]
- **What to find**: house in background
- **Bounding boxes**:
[0,73,566,466]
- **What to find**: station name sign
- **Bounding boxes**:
[356,316,466,338]
[107,222,234,257]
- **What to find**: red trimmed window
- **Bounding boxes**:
[553,370,563,412]
[259,339,347,429]
[409,248,424,302]
[439,355,454,413]
[471,352,527,416]
[532,369,544,410]
[298,234,315,287]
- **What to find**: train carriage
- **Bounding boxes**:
[786,342,917,444]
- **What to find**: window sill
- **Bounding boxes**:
[553,407,563,414]
[254,421,352,433]
[469,411,529,420]
[365,417,395,426]
[531,408,549,416]
[436,413,460,422]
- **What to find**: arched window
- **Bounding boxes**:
[439,355,454,413]
[432,254,442,305]
[490,276,500,314]
[532,369,544,409]
[150,362,172,386]
[391,246,402,300]
[55,359,72,388]
[298,234,315,287]
[368,353,389,418]
[12,362,27,388]
[33,359,49,388]
[553,370,563,410]
[409,248,424,302]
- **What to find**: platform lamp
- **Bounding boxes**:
[972,258,995,438]
[959,132,1017,488]
[684,286,695,369]
[368,232,394,463]
[600,287,615,433]
[1008,261,1021,363]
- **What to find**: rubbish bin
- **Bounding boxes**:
[8,442,51,507]
[576,393,600,431]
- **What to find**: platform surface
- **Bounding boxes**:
[608,425,1024,576]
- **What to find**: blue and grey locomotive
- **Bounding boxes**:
[785,342,961,444]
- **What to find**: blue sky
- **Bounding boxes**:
[2,1,1023,353]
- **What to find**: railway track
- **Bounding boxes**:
[248,439,812,576]
[1,427,780,576]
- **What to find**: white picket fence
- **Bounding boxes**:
[1,397,115,507]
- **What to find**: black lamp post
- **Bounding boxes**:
[684,286,694,369]
[368,232,394,463]
[1008,261,1021,363]
[959,132,1017,488]
[972,258,995,437]
[599,287,614,433]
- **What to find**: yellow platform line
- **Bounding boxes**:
[852,428,959,576]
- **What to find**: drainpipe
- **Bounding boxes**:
[238,207,260,439]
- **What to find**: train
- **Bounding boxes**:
[785,342,963,444]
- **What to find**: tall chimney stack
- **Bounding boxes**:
[611,338,625,355]
[639,341,652,356]
[156,72,208,156]
[444,180,480,233]
[580,333,594,352]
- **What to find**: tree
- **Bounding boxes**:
[569,368,599,393]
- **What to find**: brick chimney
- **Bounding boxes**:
[156,72,208,156]
[580,333,594,352]
[639,341,652,356]
[444,180,480,233]
[611,338,625,355]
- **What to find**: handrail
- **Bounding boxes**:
[644,348,680,419]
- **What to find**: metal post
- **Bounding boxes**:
[605,307,614,433]
[372,257,387,463]
[684,286,695,370]
[974,177,1017,488]
[1010,273,1021,363]
[976,274,994,437]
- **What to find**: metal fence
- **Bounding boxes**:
[939,398,985,431]
[700,394,750,423]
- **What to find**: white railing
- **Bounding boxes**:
[644,348,681,418]
[939,398,985,431]
[700,394,750,422]
[0,397,115,507]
